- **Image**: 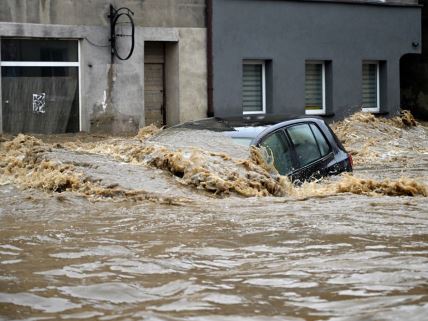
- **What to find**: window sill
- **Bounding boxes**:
[305,112,335,118]
[368,111,389,116]
[305,107,326,116]
[243,112,266,116]
[362,108,387,115]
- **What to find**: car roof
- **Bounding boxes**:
[171,115,327,140]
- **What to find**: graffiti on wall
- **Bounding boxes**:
[32,93,46,114]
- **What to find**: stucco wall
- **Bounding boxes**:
[0,0,206,28]
[0,0,207,133]
[178,28,207,123]
[0,22,207,133]
[211,0,421,120]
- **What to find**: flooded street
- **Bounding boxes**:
[1,113,428,320]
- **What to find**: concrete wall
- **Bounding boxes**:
[0,23,207,132]
[0,0,206,27]
[141,28,207,127]
[211,0,421,120]
[178,28,207,123]
[0,0,207,133]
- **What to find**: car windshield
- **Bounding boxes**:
[231,137,253,146]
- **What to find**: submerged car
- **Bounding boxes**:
[171,116,353,182]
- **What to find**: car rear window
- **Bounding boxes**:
[310,123,330,156]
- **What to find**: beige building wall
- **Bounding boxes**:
[178,28,207,123]
[142,27,207,127]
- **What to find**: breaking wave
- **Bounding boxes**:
[0,111,426,199]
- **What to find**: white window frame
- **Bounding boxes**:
[305,60,326,116]
[243,60,266,115]
[0,61,79,67]
[362,61,380,113]
[0,38,81,131]
[78,40,82,131]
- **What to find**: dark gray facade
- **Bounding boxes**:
[211,0,422,120]
[400,2,428,119]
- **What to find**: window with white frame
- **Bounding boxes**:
[1,38,80,134]
[242,60,266,114]
[362,62,380,112]
[305,61,325,115]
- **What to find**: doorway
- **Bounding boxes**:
[144,42,165,126]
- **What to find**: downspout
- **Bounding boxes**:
[206,0,214,117]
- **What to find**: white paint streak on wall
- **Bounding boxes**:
[102,90,107,112]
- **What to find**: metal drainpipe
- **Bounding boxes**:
[206,0,214,117]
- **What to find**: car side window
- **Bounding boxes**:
[287,124,321,167]
[310,123,330,156]
[260,131,293,175]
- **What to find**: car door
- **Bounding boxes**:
[285,122,335,181]
[258,129,297,176]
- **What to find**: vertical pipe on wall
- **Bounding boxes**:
[206,0,214,117]
[109,4,115,64]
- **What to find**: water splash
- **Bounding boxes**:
[1,112,427,199]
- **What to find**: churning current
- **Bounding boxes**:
[0,112,427,320]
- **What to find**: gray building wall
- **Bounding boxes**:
[0,0,207,133]
[0,0,205,28]
[211,0,421,120]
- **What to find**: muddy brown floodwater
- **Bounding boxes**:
[0,113,427,320]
